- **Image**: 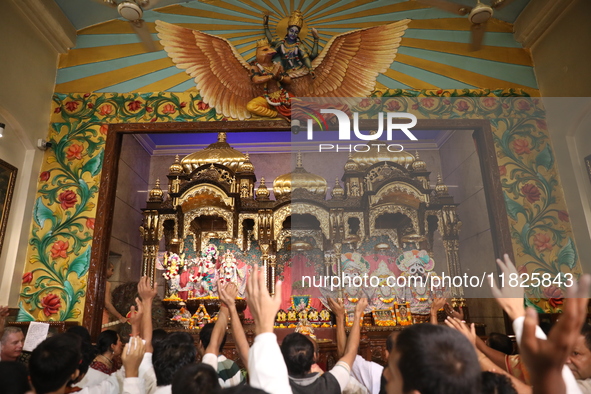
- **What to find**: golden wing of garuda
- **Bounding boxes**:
[155,20,264,120]
[289,19,411,99]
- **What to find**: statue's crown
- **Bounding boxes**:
[256,38,270,48]
[288,10,304,29]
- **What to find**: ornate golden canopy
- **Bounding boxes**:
[273,152,327,199]
[181,132,247,173]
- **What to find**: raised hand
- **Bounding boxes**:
[246,265,282,335]
[122,336,146,378]
[128,298,143,327]
[491,254,525,321]
[520,275,591,394]
[219,281,238,309]
[138,276,157,302]
[311,27,319,39]
[431,297,446,313]
[327,298,345,318]
[354,298,368,317]
[445,316,476,347]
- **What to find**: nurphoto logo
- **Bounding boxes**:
[303,109,419,152]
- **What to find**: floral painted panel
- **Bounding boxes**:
[18,89,576,322]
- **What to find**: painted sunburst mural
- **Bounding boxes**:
[55,0,537,94]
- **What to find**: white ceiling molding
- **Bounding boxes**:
[514,0,576,49]
[10,0,76,53]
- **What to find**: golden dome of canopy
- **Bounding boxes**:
[169,155,183,175]
[238,153,255,173]
[149,179,164,202]
[350,141,416,170]
[273,152,327,199]
[331,177,345,199]
[256,177,270,200]
[181,132,246,173]
[411,151,427,172]
[344,153,359,172]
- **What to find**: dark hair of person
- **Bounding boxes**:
[221,386,268,394]
[153,332,197,386]
[67,326,92,344]
[481,371,518,394]
[395,324,482,394]
[172,363,222,394]
[0,361,31,394]
[29,334,81,394]
[487,332,514,355]
[386,331,398,353]
[280,332,314,378]
[199,322,227,353]
[96,330,119,354]
[580,323,591,350]
[152,328,168,347]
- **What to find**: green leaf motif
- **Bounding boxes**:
[67,247,91,279]
[82,150,104,177]
[535,144,554,170]
[525,298,545,314]
[63,280,75,305]
[503,192,526,221]
[17,302,35,322]
[33,197,54,228]
[557,238,577,269]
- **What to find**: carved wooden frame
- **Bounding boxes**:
[84,119,513,338]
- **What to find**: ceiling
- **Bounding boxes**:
[55,0,531,31]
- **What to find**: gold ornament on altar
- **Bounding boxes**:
[295,318,316,340]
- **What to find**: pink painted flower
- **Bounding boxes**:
[536,119,547,130]
[146,106,153,113]
[385,100,401,111]
[498,165,507,176]
[99,124,109,135]
[66,144,84,160]
[483,97,497,107]
[436,89,443,95]
[512,138,530,155]
[54,107,61,113]
[40,171,50,182]
[558,210,570,222]
[197,101,209,111]
[359,98,372,107]
[41,294,61,316]
[443,99,451,105]
[65,101,79,112]
[99,105,113,116]
[517,100,531,111]
[543,285,564,306]
[180,102,187,108]
[22,272,33,284]
[83,93,91,98]
[86,218,95,230]
[533,233,553,252]
[411,103,419,110]
[420,98,435,108]
[58,190,77,210]
[50,240,69,259]
[521,183,541,203]
[87,103,94,109]
[162,104,176,114]
[455,101,469,112]
[502,103,509,109]
[127,100,142,111]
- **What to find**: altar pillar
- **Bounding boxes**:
[140,180,165,286]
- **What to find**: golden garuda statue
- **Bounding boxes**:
[155,12,409,120]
